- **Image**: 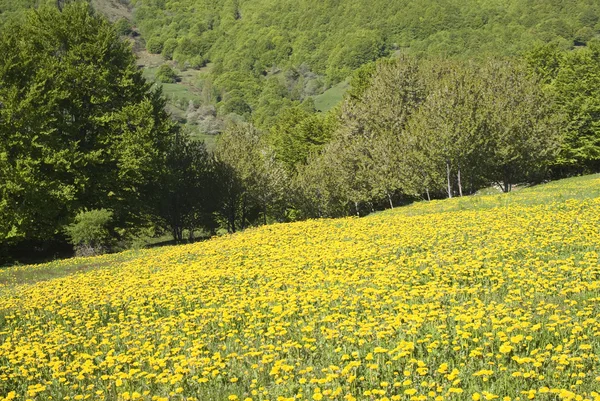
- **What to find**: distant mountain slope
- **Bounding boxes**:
[130,0,600,126]
[2,0,600,131]
[133,0,600,78]
[0,0,131,21]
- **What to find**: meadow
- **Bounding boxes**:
[1,175,600,401]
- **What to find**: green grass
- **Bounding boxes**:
[314,80,349,112]
[142,65,205,121]
[90,0,132,22]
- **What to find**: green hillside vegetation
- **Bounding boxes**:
[129,0,600,126]
[2,1,600,264]
[3,0,600,134]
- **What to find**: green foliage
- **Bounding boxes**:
[293,56,562,217]
[124,0,600,122]
[155,63,178,83]
[268,106,336,171]
[0,1,177,245]
[346,62,377,101]
[3,0,600,130]
[145,36,163,53]
[214,123,289,232]
[113,17,132,36]
[161,37,178,60]
[64,209,113,256]
[526,40,600,174]
[158,132,220,240]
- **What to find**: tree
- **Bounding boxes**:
[114,17,133,36]
[526,41,600,175]
[162,38,178,60]
[411,59,561,194]
[145,36,164,53]
[155,64,178,83]
[64,209,113,256]
[268,106,335,171]
[552,41,600,173]
[214,123,288,232]
[477,60,562,190]
[158,132,220,241]
[332,56,428,207]
[409,60,486,198]
[0,2,177,246]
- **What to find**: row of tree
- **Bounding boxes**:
[215,44,600,221]
[2,2,600,264]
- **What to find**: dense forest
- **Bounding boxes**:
[3,0,600,129]
[131,0,600,130]
[1,0,600,264]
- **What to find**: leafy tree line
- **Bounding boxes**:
[2,2,600,264]
[526,41,600,174]
[196,47,600,225]
[0,3,227,262]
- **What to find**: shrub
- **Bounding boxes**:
[146,37,164,54]
[155,64,178,83]
[162,38,178,60]
[64,209,113,256]
[114,18,132,36]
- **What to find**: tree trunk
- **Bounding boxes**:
[316,190,323,218]
[173,226,183,242]
[387,192,394,209]
[426,188,431,202]
[457,165,463,197]
[263,204,268,225]
[354,201,360,217]
[228,200,236,233]
[241,193,247,230]
[503,170,511,193]
[446,160,453,198]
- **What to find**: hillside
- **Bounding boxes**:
[2,0,599,134]
[1,174,600,400]
[129,0,600,125]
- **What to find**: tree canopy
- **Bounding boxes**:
[125,0,600,125]
[0,1,177,244]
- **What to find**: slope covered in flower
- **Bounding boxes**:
[1,175,600,401]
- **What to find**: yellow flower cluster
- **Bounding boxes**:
[1,176,600,401]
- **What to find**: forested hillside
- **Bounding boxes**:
[131,0,600,126]
[2,0,600,264]
[2,0,599,131]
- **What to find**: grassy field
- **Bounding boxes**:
[314,81,350,112]
[1,175,600,401]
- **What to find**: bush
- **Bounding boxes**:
[146,37,164,54]
[162,38,178,60]
[155,64,178,83]
[114,18,133,36]
[64,209,113,256]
